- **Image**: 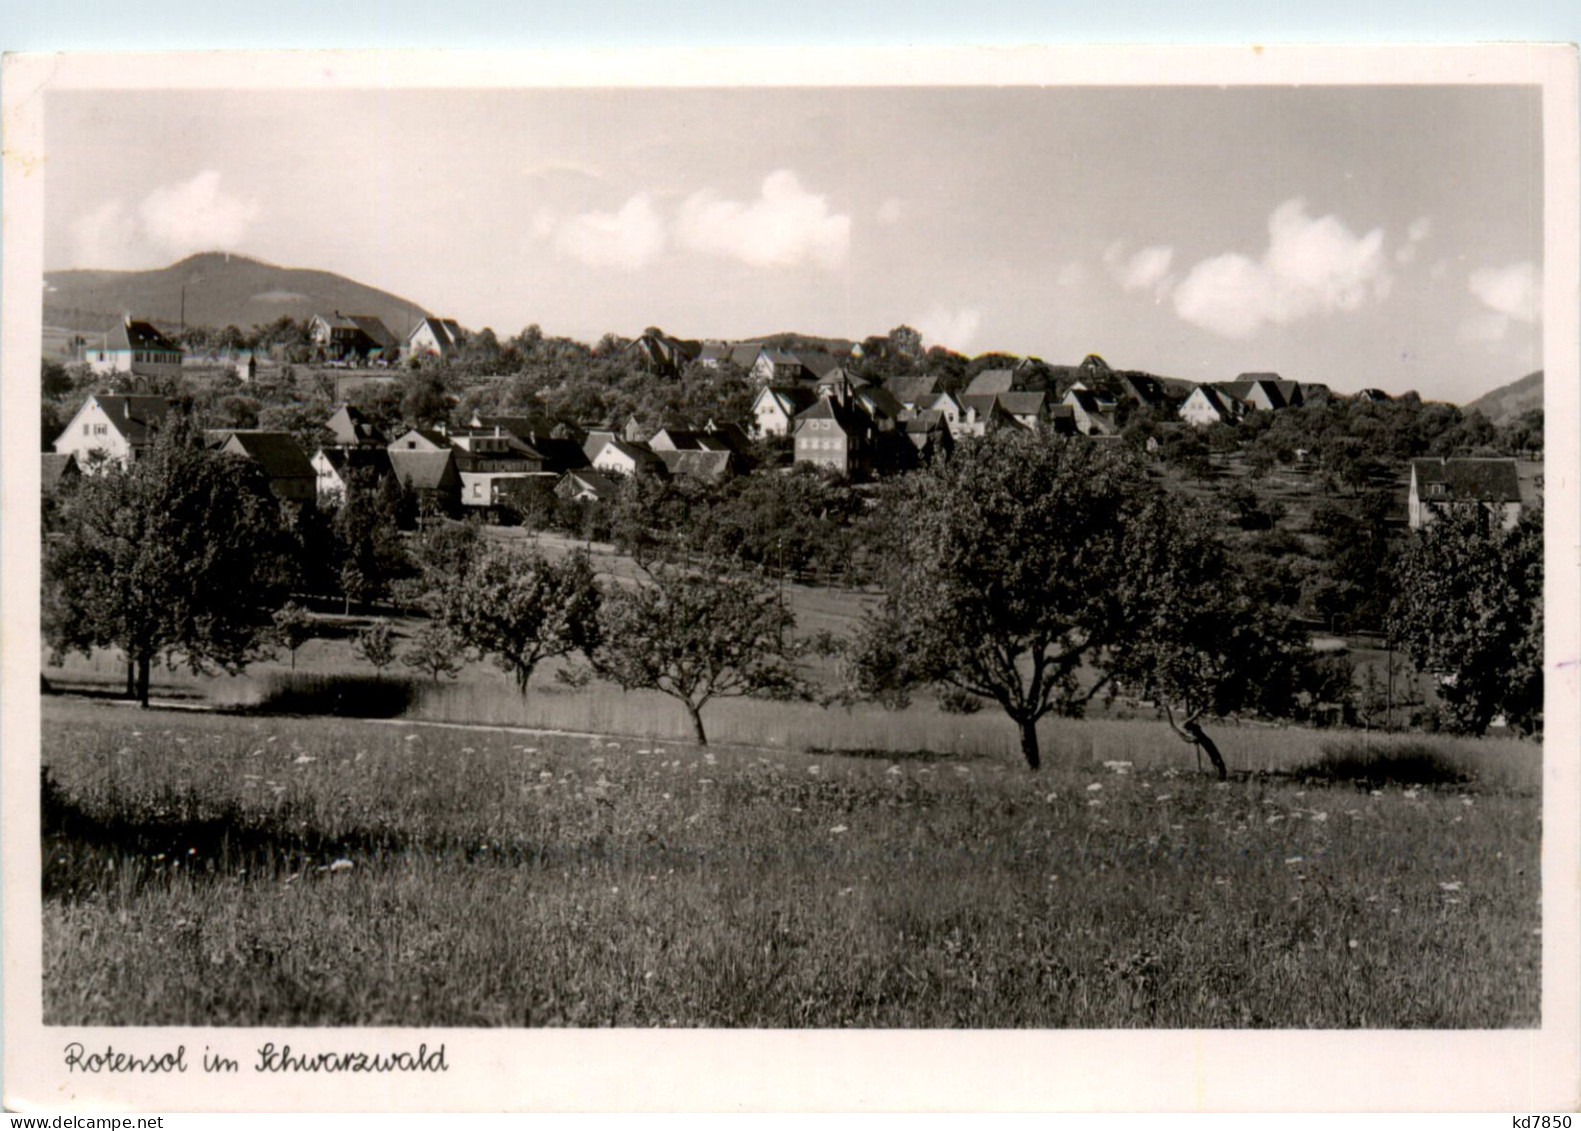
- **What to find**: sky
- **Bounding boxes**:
[45,84,1544,403]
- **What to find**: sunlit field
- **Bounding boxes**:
[42,698,1539,1027]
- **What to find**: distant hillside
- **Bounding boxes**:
[742,331,862,356]
[44,252,432,343]
[1464,370,1543,424]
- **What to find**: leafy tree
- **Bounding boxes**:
[1391,505,1542,735]
[401,621,467,684]
[847,432,1150,770]
[42,360,72,400]
[582,558,807,745]
[400,366,450,428]
[349,619,394,675]
[271,601,315,671]
[43,415,295,706]
[433,544,600,698]
[333,468,413,611]
[1098,492,1311,778]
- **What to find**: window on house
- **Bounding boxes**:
[95,424,107,435]
[83,424,90,435]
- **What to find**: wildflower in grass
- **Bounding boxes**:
[1348,939,1360,950]
[404,734,419,743]
[1155,794,1173,803]
[293,754,315,765]
[1312,811,1329,823]
[328,859,353,873]
[1439,881,1463,892]
[1102,760,1133,774]
[888,765,902,776]
[830,825,848,835]
[1086,783,1103,792]
[1403,789,1421,801]
[1044,791,1058,802]
[1087,799,1103,808]
[1461,796,1475,807]
[1284,856,1304,865]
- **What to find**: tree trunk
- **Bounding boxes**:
[1018,718,1041,771]
[687,703,709,746]
[135,656,152,709]
[125,660,136,699]
[1185,720,1227,781]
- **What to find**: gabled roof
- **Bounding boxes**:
[964,369,1016,397]
[594,436,666,471]
[920,391,963,413]
[1220,379,1294,411]
[220,431,316,481]
[557,469,621,501]
[697,342,734,364]
[797,351,847,379]
[855,386,906,421]
[794,395,866,436]
[389,427,451,452]
[1117,372,1167,406]
[729,343,767,369]
[959,393,1001,418]
[408,317,464,351]
[649,427,733,453]
[347,315,398,350]
[314,446,393,480]
[656,448,736,482]
[996,391,1047,417]
[78,394,171,447]
[105,319,181,354]
[901,410,946,433]
[326,404,387,446]
[1411,458,1521,503]
[582,429,619,461]
[1182,385,1247,421]
[758,385,819,416]
[884,375,941,407]
[315,312,362,332]
[387,449,460,491]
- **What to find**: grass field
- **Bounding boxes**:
[42,698,1540,1027]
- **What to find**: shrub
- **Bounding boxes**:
[249,672,417,718]
[1291,739,1472,787]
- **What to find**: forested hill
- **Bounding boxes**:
[44,253,432,341]
[1464,370,1542,423]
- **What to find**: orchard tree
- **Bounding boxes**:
[433,545,600,698]
[847,431,1151,770]
[582,558,808,745]
[353,619,397,676]
[401,621,467,684]
[43,415,295,706]
[1391,505,1543,735]
[1098,493,1311,779]
[271,601,315,671]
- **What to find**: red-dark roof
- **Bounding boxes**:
[220,431,316,481]
[105,320,181,354]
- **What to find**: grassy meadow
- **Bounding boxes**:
[42,698,1540,1028]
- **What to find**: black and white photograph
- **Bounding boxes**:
[3,45,1577,1112]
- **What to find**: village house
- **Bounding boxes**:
[311,446,393,504]
[555,468,621,504]
[1063,388,1119,436]
[1178,384,1249,427]
[899,410,951,464]
[793,395,870,478]
[460,470,559,514]
[469,416,590,474]
[963,368,1017,398]
[1408,458,1524,530]
[446,428,545,474]
[624,330,702,377]
[404,317,466,361]
[213,430,317,503]
[389,426,452,453]
[752,385,819,437]
[585,433,666,478]
[84,317,183,379]
[53,393,171,467]
[325,404,388,448]
[883,375,940,411]
[655,448,738,483]
[920,390,965,429]
[387,449,462,514]
[309,312,399,362]
[1218,374,1303,412]
[996,391,1050,430]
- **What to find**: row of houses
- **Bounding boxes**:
[77,312,471,378]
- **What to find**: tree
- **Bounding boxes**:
[584,558,806,745]
[400,366,449,428]
[43,415,295,706]
[353,619,397,675]
[847,431,1150,770]
[433,545,600,697]
[1391,505,1542,735]
[271,602,315,671]
[1098,492,1311,779]
[401,621,466,684]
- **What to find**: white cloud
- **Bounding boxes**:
[675,170,850,269]
[139,171,259,255]
[876,198,904,225]
[1172,198,1392,339]
[71,170,259,268]
[1458,312,1513,343]
[1468,261,1540,323]
[540,194,666,271]
[1104,241,1174,293]
[72,201,142,269]
[912,305,982,353]
[523,158,604,182]
[1396,243,1419,265]
[1408,215,1432,243]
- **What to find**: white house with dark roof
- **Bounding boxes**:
[1178,385,1249,427]
[405,317,466,361]
[54,393,172,466]
[1408,458,1524,530]
[752,385,819,437]
[85,317,183,378]
[213,430,317,502]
